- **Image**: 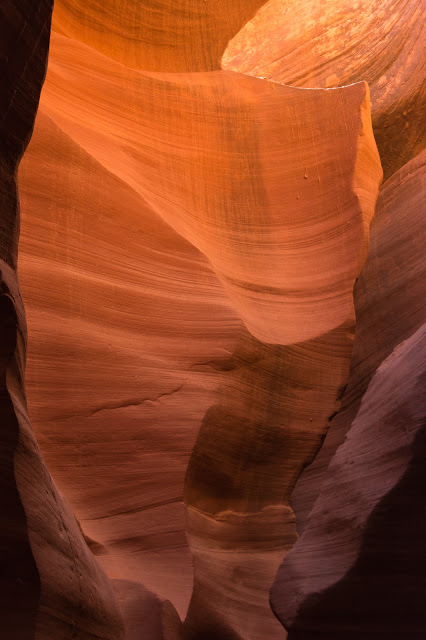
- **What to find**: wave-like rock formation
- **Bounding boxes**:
[271,324,426,638]
[182,323,356,638]
[0,1,125,638]
[29,31,381,346]
[52,0,267,72]
[1,0,424,638]
[223,0,426,180]
[15,2,383,635]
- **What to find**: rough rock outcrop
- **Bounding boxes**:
[0,1,124,638]
[271,324,426,639]
[223,0,426,179]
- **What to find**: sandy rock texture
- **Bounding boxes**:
[223,0,426,180]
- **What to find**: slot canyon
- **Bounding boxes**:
[0,1,425,638]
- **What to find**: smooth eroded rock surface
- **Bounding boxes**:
[52,0,267,72]
[292,148,426,534]
[1,2,125,638]
[6,1,423,638]
[223,0,426,179]
[17,6,382,638]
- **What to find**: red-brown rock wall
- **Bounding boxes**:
[1,1,423,638]
[0,2,125,638]
[271,324,426,638]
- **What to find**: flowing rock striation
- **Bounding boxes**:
[182,323,356,639]
[52,0,267,72]
[223,0,426,180]
[17,12,382,636]
[6,1,423,639]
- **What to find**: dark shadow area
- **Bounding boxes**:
[287,423,426,639]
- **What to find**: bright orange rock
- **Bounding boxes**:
[35,33,382,345]
[17,18,382,640]
[52,0,266,72]
[223,0,426,179]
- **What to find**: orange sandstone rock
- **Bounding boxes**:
[52,0,267,72]
[0,2,124,638]
[17,16,382,638]
[223,0,426,179]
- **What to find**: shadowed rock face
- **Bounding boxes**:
[271,150,426,638]
[292,149,426,534]
[271,324,426,639]
[182,324,353,638]
[223,0,426,180]
[112,580,182,640]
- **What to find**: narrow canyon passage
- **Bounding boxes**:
[0,1,425,639]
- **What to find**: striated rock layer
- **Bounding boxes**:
[182,324,355,639]
[16,4,383,638]
[32,32,382,345]
[9,0,425,638]
[52,0,267,72]
[0,1,125,638]
[223,0,426,180]
[271,324,426,639]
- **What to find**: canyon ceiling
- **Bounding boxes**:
[0,1,425,639]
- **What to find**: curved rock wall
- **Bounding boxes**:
[0,2,125,638]
[292,149,426,533]
[271,324,426,638]
[223,0,426,180]
[1,0,423,638]
[52,0,266,71]
[17,9,382,637]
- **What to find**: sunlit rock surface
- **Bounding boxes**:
[52,0,267,72]
[223,0,426,180]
